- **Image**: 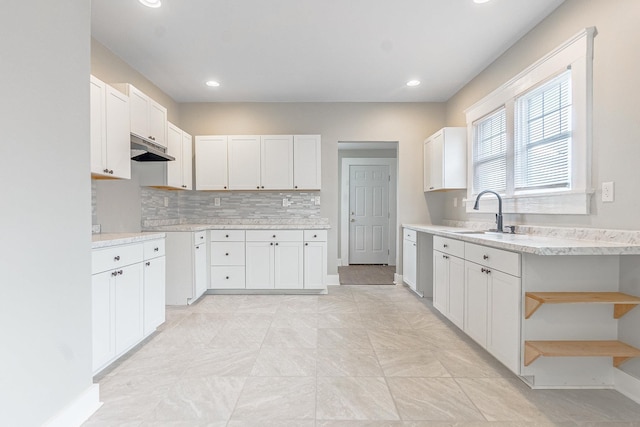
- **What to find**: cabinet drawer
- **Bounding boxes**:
[211,266,246,289]
[433,236,464,258]
[403,228,417,242]
[92,243,143,274]
[304,230,327,242]
[211,242,245,265]
[210,230,245,242]
[194,231,207,245]
[143,239,165,260]
[465,242,520,277]
[246,230,303,242]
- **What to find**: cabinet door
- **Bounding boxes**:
[181,131,193,190]
[487,270,521,373]
[275,241,303,289]
[148,98,167,147]
[90,76,107,176]
[261,135,293,190]
[143,256,166,336]
[195,136,228,190]
[448,255,465,329]
[464,261,489,348]
[432,250,448,315]
[304,241,326,289]
[114,262,144,355]
[193,243,207,302]
[166,123,183,189]
[246,241,274,289]
[403,238,417,290]
[293,135,321,190]
[128,85,149,139]
[105,85,131,179]
[228,135,261,190]
[91,270,115,373]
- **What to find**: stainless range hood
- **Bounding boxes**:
[130,134,175,162]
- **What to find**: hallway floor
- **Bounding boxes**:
[84,285,640,426]
[338,265,396,285]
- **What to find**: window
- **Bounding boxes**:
[465,28,595,215]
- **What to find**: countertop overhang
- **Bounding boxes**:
[92,232,166,249]
[403,224,640,256]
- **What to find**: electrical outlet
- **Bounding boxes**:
[602,181,614,202]
[214,197,221,206]
[315,196,321,206]
[282,198,288,207]
[163,196,169,207]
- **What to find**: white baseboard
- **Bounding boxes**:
[326,274,340,286]
[394,273,403,285]
[44,383,101,427]
[614,368,640,404]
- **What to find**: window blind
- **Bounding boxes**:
[515,70,572,191]
[473,108,507,193]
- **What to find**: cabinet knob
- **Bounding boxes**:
[275,243,279,246]
[109,170,114,174]
[430,186,434,190]
[224,186,227,189]
[114,255,120,261]
[226,276,229,279]
[225,253,229,256]
[313,234,317,238]
[483,255,489,260]
[261,186,264,189]
[443,255,448,259]
[443,244,448,248]
[272,235,276,238]
[225,234,229,238]
[257,186,260,189]
[154,247,159,252]
[270,242,274,246]
[200,236,204,239]
[103,168,108,173]
[111,271,118,277]
[305,243,308,246]
[196,246,199,249]
[117,270,123,275]
[145,261,151,266]
[294,186,298,189]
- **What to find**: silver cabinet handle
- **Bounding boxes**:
[114,255,120,261]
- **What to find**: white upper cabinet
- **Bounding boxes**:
[116,84,168,148]
[261,135,294,189]
[90,75,131,179]
[228,135,261,190]
[195,135,228,190]
[293,135,321,190]
[424,127,466,192]
[166,122,192,190]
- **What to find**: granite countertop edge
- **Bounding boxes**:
[92,232,166,249]
[142,223,331,232]
[402,224,640,256]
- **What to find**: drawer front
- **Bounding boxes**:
[92,243,143,274]
[194,231,207,245]
[210,230,245,242]
[465,242,520,277]
[246,230,303,242]
[211,242,245,265]
[304,230,327,242]
[143,239,165,260]
[433,236,464,258]
[211,266,246,289]
[403,228,417,242]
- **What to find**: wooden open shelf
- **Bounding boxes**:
[525,292,640,319]
[524,340,640,367]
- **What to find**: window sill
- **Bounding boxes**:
[464,190,593,215]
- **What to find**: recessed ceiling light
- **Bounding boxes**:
[205,80,220,87]
[139,0,161,8]
[473,0,491,3]
[406,80,421,87]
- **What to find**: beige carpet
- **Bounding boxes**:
[338,265,396,285]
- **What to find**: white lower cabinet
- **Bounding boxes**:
[274,241,303,289]
[433,250,465,329]
[402,228,417,291]
[246,241,275,289]
[303,230,327,290]
[464,261,490,347]
[487,268,521,373]
[92,237,166,375]
[210,230,246,289]
[165,231,208,305]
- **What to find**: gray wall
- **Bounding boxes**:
[179,102,446,274]
[0,1,93,425]
[443,0,640,231]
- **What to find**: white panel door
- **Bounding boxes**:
[195,135,228,190]
[166,123,183,188]
[228,135,261,190]
[274,241,303,289]
[293,135,321,190]
[104,85,131,179]
[348,165,389,264]
[261,135,293,189]
[181,131,193,190]
[246,241,274,289]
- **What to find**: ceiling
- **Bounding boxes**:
[91,0,565,103]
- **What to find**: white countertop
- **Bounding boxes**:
[92,232,166,249]
[144,222,331,232]
[403,224,640,256]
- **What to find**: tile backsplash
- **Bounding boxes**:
[141,188,321,228]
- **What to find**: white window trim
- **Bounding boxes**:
[464,27,596,215]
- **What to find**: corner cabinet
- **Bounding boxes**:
[90,75,131,179]
[423,127,466,192]
[195,134,321,191]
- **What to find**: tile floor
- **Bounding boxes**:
[83,284,640,426]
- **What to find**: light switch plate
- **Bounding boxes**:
[602,182,614,202]
[91,224,101,234]
[214,197,221,206]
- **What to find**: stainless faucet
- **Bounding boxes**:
[473,190,503,233]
